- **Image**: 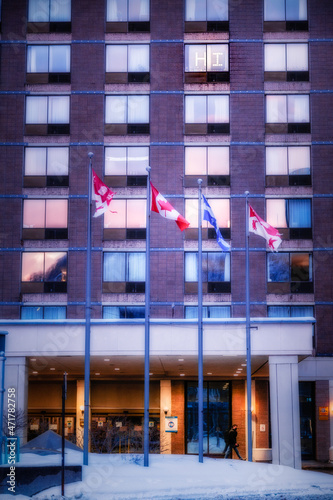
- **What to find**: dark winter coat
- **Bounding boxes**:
[227,428,238,446]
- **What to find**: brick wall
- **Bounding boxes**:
[315,380,330,462]
[255,380,270,449]
[171,380,185,454]
[232,380,246,459]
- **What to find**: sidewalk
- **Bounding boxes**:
[302,460,333,475]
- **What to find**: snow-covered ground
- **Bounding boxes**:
[3,451,333,500]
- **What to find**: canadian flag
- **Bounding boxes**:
[92,169,115,217]
[150,182,190,231]
[249,205,282,251]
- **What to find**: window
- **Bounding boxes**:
[104,199,146,240]
[105,95,149,135]
[185,44,229,83]
[106,45,149,83]
[103,306,145,319]
[25,96,70,135]
[103,252,145,293]
[27,45,71,83]
[267,305,313,317]
[185,252,231,293]
[185,305,231,319]
[264,43,308,81]
[185,146,229,187]
[21,252,67,293]
[28,0,71,33]
[185,0,228,32]
[266,198,312,239]
[24,147,69,187]
[21,305,66,319]
[185,198,230,240]
[266,146,311,186]
[106,0,150,32]
[185,95,229,134]
[22,199,68,240]
[264,0,308,31]
[267,252,313,294]
[265,94,310,133]
[105,146,149,187]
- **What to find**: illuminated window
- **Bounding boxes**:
[264,0,308,31]
[105,95,149,135]
[185,198,230,240]
[21,252,67,293]
[265,94,310,134]
[25,95,70,135]
[104,199,146,239]
[106,45,149,83]
[264,43,308,81]
[185,146,229,186]
[27,0,71,33]
[185,252,231,293]
[266,198,312,239]
[106,0,150,32]
[185,95,229,134]
[24,147,69,187]
[22,199,68,239]
[103,252,145,293]
[267,252,313,294]
[105,146,149,187]
[21,306,66,319]
[185,44,229,83]
[103,306,145,319]
[27,45,71,83]
[265,146,311,186]
[185,0,228,32]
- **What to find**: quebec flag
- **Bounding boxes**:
[202,195,230,252]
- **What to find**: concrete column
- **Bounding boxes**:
[160,380,172,454]
[4,357,28,443]
[269,355,301,469]
[329,380,333,462]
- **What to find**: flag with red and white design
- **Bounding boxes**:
[249,205,282,251]
[92,169,115,217]
[150,182,190,231]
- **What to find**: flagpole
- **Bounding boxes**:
[144,166,151,467]
[83,152,93,466]
[245,190,252,462]
[197,179,203,463]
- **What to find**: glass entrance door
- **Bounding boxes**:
[299,381,315,459]
[186,381,230,455]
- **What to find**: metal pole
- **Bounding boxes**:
[144,167,151,467]
[0,351,6,465]
[83,152,93,465]
[61,372,67,496]
[245,191,252,462]
[197,179,203,463]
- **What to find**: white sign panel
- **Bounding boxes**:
[165,416,178,433]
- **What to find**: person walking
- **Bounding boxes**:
[224,424,244,460]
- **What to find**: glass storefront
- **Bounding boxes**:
[186,381,230,455]
[299,381,315,459]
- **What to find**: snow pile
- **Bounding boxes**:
[6,452,333,500]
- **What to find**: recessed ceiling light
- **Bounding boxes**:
[180,373,185,377]
[95,372,100,376]
[149,373,153,376]
[50,367,55,371]
[114,368,120,371]
[31,358,36,361]
[104,358,110,362]
[233,373,239,376]
[178,358,184,362]
[207,372,213,375]
[241,364,246,367]
[33,371,38,374]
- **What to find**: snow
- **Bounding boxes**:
[2,451,333,500]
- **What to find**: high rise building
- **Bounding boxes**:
[0,0,332,467]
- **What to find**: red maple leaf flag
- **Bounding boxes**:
[150,182,190,231]
[92,169,115,217]
[249,205,282,251]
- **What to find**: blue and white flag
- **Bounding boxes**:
[202,195,230,251]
